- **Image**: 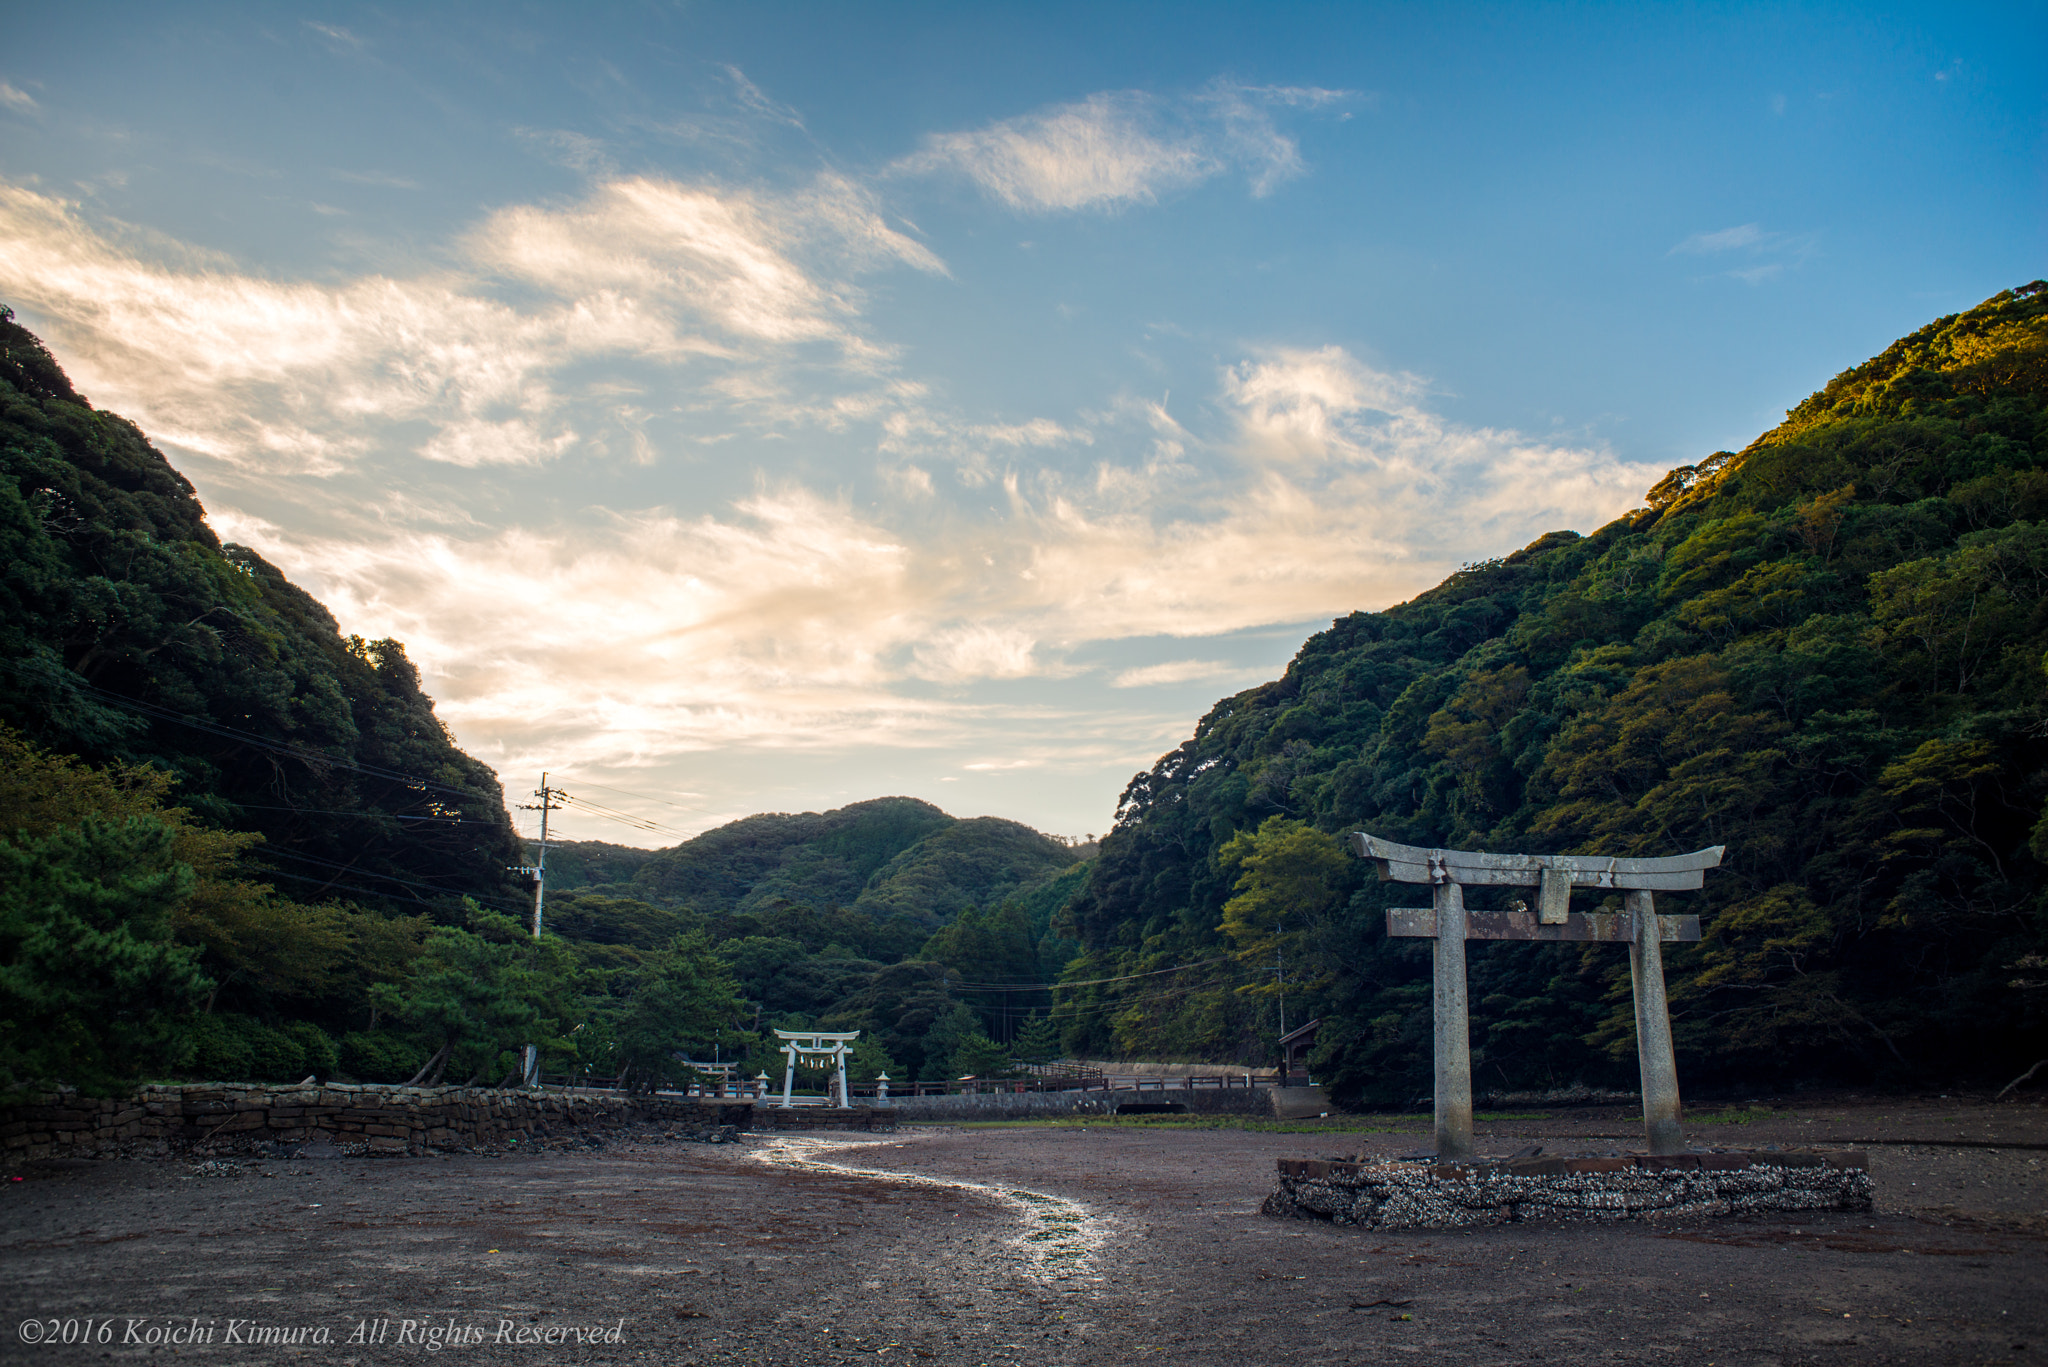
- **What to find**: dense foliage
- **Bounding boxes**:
[1059,283,2048,1104]
[0,306,529,921]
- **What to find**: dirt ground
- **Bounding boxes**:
[3,1097,2044,1367]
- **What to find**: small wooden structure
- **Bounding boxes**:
[1277,1018,1321,1081]
[1351,833,1725,1160]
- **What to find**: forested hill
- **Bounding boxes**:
[546,797,1082,936]
[0,306,527,917]
[1059,282,2048,1103]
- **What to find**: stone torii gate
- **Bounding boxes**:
[1351,833,1725,1160]
[774,1029,860,1110]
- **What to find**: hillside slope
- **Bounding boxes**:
[0,307,525,917]
[1059,282,2048,1101]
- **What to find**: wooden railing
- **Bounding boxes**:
[536,1071,1305,1101]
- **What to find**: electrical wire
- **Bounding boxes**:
[57,675,503,805]
[559,777,707,812]
[940,956,1237,992]
[1031,978,1252,1019]
[224,803,476,824]
[557,794,690,839]
[254,865,495,913]
[250,846,532,917]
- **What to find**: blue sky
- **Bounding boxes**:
[0,2,2039,846]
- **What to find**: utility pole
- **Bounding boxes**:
[1275,947,1287,1038]
[515,773,568,1087]
[519,774,566,939]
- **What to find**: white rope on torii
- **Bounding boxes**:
[773,1029,861,1110]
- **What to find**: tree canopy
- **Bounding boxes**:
[1057,281,2048,1103]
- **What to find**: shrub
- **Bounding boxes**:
[339,1030,429,1084]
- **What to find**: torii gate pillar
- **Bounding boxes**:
[1430,880,1473,1160]
[1628,889,1684,1155]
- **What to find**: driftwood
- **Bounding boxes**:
[1997,1059,2048,1100]
[404,1041,453,1088]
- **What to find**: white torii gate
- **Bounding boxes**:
[774,1029,860,1110]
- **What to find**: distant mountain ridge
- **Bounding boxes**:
[545,796,1082,928]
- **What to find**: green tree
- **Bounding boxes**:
[947,1030,1014,1079]
[0,816,213,1093]
[1012,1011,1062,1065]
[1216,816,1350,997]
[612,933,743,1092]
[374,920,539,1087]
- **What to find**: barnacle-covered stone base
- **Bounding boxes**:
[1262,1150,1872,1230]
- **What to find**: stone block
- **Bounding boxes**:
[1695,1153,1755,1171]
[1565,1158,1631,1174]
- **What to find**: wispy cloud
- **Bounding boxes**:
[0,151,1655,793]
[0,82,38,114]
[330,169,419,189]
[186,332,1655,786]
[304,21,364,52]
[1669,222,1818,284]
[893,81,1354,213]
[1111,659,1240,688]
[0,171,942,472]
[1672,223,1767,255]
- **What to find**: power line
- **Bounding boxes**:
[250,846,531,916]
[54,674,504,806]
[556,794,690,839]
[226,803,475,824]
[942,956,1237,992]
[559,777,707,812]
[254,865,507,914]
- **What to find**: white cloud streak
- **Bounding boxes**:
[0,172,940,472]
[1669,222,1819,284]
[2,144,1656,792]
[1111,659,1239,688]
[894,82,1352,212]
[211,341,1656,776]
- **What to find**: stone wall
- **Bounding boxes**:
[0,1085,753,1165]
[1264,1150,1873,1231]
[882,1085,1275,1123]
